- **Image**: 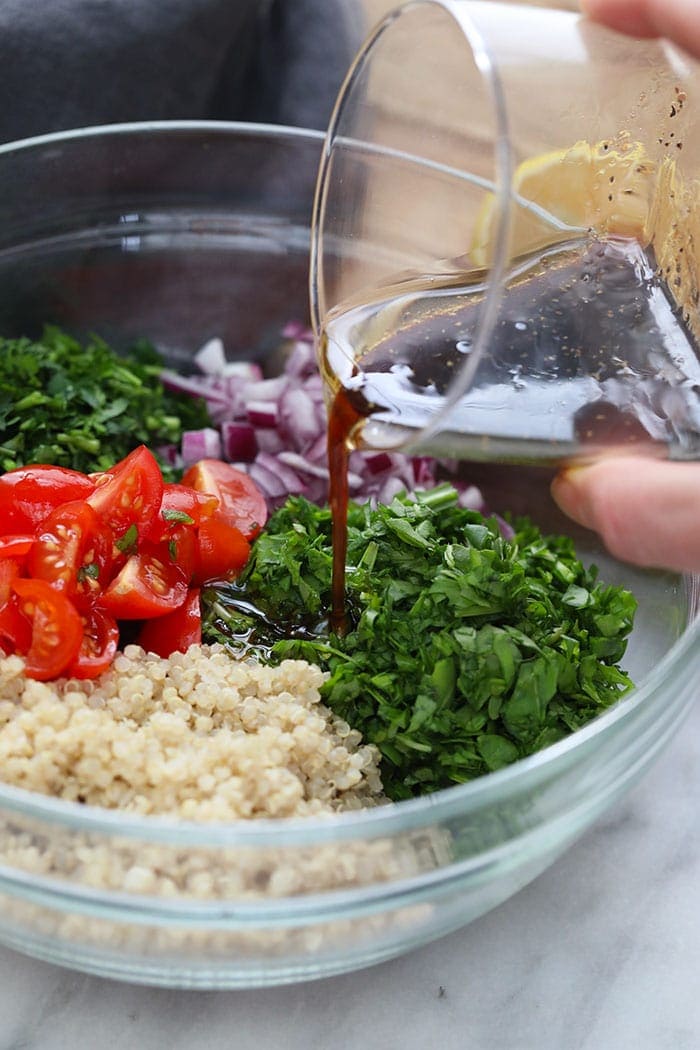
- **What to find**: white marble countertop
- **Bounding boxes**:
[1,700,698,1050]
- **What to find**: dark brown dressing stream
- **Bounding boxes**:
[328,387,363,635]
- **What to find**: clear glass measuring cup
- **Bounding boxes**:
[310,0,700,464]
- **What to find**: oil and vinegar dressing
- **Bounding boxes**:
[324,233,700,628]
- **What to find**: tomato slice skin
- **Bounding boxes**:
[138,588,201,657]
[0,597,32,655]
[0,559,21,608]
[144,483,219,544]
[0,535,34,560]
[181,460,267,540]
[66,608,119,680]
[11,578,83,680]
[0,465,94,534]
[99,544,189,619]
[87,445,164,544]
[164,523,199,583]
[29,501,113,608]
[194,517,250,585]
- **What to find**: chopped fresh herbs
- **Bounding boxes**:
[0,326,209,478]
[76,562,100,583]
[162,508,195,525]
[202,485,637,800]
[114,523,138,554]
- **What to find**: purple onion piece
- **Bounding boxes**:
[221,422,258,463]
[181,428,223,466]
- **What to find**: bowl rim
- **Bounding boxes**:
[0,118,327,158]
[0,118,697,846]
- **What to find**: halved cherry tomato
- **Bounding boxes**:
[144,483,219,543]
[29,501,113,608]
[164,523,199,583]
[99,544,188,619]
[0,465,94,535]
[181,460,267,540]
[0,559,21,608]
[0,596,32,655]
[138,588,201,657]
[66,607,119,680]
[194,516,250,585]
[0,535,34,560]
[87,445,163,544]
[12,579,83,680]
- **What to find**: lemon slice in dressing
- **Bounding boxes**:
[471,138,655,266]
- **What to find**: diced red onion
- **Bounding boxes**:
[303,373,324,397]
[194,338,227,376]
[181,428,222,466]
[243,376,289,402]
[246,400,278,428]
[161,370,231,407]
[412,457,438,488]
[171,330,485,514]
[306,432,327,466]
[154,443,179,466]
[455,484,485,511]
[361,452,393,476]
[377,476,407,504]
[277,451,329,480]
[255,451,307,494]
[278,386,319,451]
[285,339,317,379]
[254,428,286,455]
[220,361,263,381]
[249,460,290,499]
[221,422,257,463]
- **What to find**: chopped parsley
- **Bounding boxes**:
[203,486,637,800]
[0,326,209,478]
[162,508,195,525]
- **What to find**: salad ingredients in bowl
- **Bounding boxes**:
[0,325,637,803]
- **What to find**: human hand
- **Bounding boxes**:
[582,0,700,55]
[551,458,700,572]
[551,0,700,573]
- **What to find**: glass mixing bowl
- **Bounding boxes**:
[0,122,697,989]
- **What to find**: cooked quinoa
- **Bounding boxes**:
[0,645,385,819]
[0,646,459,967]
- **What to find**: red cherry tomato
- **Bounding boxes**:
[144,483,219,544]
[181,460,267,540]
[87,445,163,545]
[0,465,94,534]
[66,607,119,680]
[0,535,34,560]
[0,559,21,608]
[164,523,199,583]
[194,516,250,585]
[99,544,188,620]
[11,578,83,680]
[0,558,29,655]
[29,501,113,608]
[138,588,202,657]
[0,596,32,655]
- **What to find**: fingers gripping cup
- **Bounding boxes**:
[311,0,700,466]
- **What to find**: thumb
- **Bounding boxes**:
[551,456,700,572]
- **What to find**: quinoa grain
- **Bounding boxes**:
[0,645,385,819]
